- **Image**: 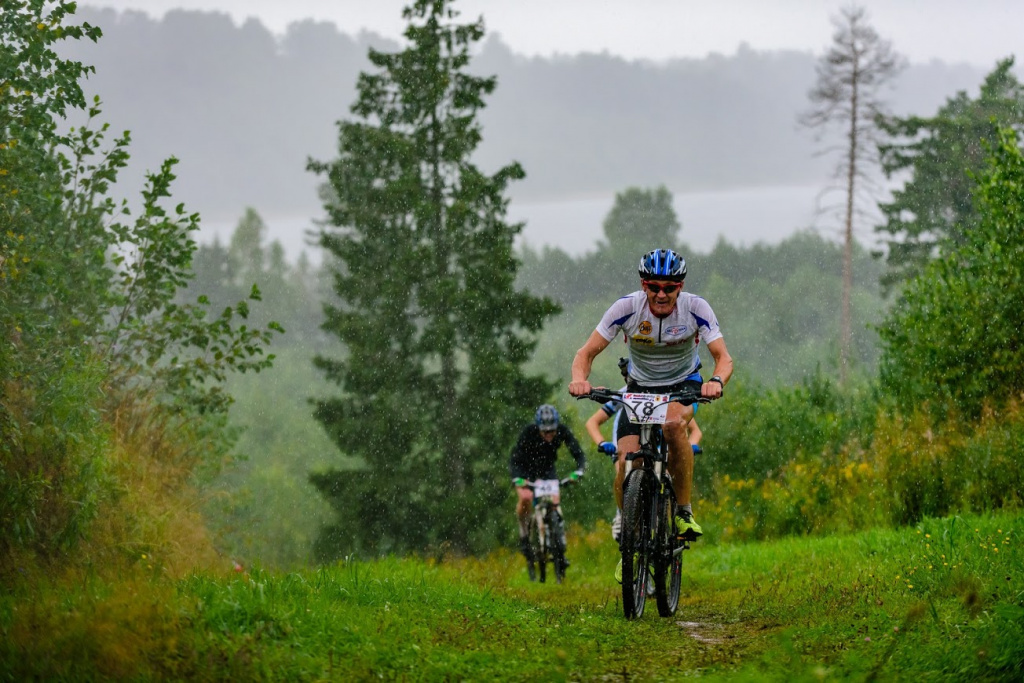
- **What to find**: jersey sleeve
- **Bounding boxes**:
[690,296,723,345]
[508,425,531,475]
[595,295,635,341]
[601,385,628,416]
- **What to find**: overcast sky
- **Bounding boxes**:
[86,0,1021,67]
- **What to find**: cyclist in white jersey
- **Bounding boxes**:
[568,249,733,564]
[585,372,705,542]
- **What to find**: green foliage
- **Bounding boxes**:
[204,349,342,569]
[695,370,875,491]
[308,0,560,557]
[879,126,1024,416]
[0,1,280,561]
[707,400,1024,542]
[2,510,1022,680]
[184,208,325,349]
[876,58,1024,289]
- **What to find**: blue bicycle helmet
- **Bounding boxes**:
[638,248,686,281]
[535,404,560,431]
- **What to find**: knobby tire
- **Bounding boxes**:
[620,471,653,619]
[653,484,682,617]
[548,510,567,584]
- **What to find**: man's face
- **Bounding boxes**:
[540,429,557,443]
[642,279,683,318]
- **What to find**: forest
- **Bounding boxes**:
[2,0,1023,679]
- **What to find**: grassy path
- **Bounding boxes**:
[2,511,1022,680]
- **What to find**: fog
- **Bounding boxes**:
[66,5,1013,260]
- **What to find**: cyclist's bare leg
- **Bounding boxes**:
[613,434,640,509]
[515,485,533,536]
[664,403,695,506]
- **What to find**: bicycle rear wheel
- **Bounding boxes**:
[620,470,653,619]
[653,484,683,617]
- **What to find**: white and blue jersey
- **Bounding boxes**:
[596,291,723,387]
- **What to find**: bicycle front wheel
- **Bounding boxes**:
[548,510,567,585]
[653,484,682,617]
[620,470,654,619]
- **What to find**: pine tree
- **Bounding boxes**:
[800,5,903,385]
[308,0,560,557]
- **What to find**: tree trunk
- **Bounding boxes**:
[841,63,859,387]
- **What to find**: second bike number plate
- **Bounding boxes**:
[623,392,671,424]
[533,479,560,497]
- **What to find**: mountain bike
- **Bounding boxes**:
[580,386,709,619]
[524,476,577,584]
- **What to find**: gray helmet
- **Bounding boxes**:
[534,404,559,431]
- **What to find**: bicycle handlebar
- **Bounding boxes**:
[577,386,711,407]
[521,476,578,490]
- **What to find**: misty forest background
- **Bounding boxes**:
[3,0,1024,576]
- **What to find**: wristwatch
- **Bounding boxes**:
[709,376,724,387]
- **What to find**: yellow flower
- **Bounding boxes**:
[37,23,46,30]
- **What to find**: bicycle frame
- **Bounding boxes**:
[525,477,574,584]
[581,386,707,619]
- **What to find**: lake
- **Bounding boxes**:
[204,183,881,262]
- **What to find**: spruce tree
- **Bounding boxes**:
[308,0,559,557]
[876,58,1024,290]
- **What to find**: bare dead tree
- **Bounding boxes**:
[800,5,904,385]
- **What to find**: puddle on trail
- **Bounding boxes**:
[676,621,727,644]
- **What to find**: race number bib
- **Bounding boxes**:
[623,392,671,424]
[533,479,560,497]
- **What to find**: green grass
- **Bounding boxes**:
[2,511,1022,680]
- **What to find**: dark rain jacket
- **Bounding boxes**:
[508,423,586,481]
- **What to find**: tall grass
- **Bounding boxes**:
[0,351,110,565]
[2,510,1021,680]
[704,400,1024,544]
